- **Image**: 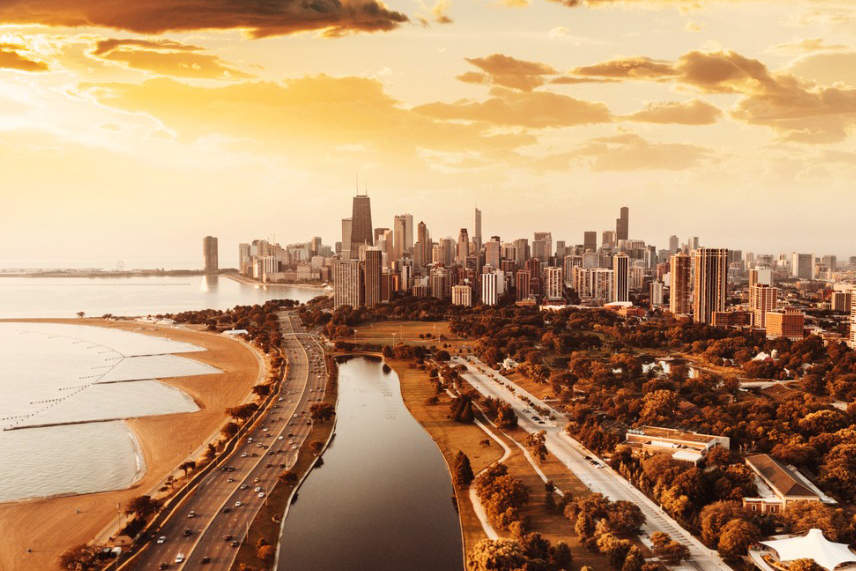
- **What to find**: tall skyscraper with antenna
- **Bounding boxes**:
[350,184,373,256]
[474,207,482,250]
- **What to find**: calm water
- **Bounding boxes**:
[0,275,323,318]
[0,323,217,502]
[278,357,464,571]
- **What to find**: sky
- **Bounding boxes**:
[0,0,855,268]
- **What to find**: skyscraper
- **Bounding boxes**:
[616,207,629,241]
[693,248,729,324]
[485,237,501,269]
[203,236,218,274]
[545,267,563,301]
[350,193,373,254]
[669,235,679,254]
[457,228,469,263]
[602,230,616,248]
[341,218,353,260]
[534,232,552,261]
[792,253,814,280]
[584,231,597,252]
[393,215,407,262]
[670,253,691,316]
[403,214,414,252]
[481,272,498,306]
[474,208,482,250]
[613,253,629,302]
[363,248,383,308]
[416,221,430,266]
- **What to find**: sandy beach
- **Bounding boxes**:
[0,319,262,571]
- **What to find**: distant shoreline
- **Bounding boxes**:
[0,270,228,278]
[222,272,332,293]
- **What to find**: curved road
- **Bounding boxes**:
[129,312,327,571]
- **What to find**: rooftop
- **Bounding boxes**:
[746,454,818,499]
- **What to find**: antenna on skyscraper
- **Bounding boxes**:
[355,174,359,195]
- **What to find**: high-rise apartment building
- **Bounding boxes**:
[616,207,629,241]
[563,255,582,287]
[362,249,383,308]
[513,239,529,264]
[452,284,473,307]
[591,268,614,305]
[482,272,499,306]
[832,291,852,313]
[613,253,629,302]
[693,248,729,324]
[350,193,373,253]
[670,253,692,316]
[584,231,597,253]
[545,267,563,301]
[333,259,362,309]
[515,270,531,301]
[750,284,778,328]
[650,281,664,307]
[851,295,856,349]
[203,236,218,274]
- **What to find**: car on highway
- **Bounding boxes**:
[239,484,248,490]
[234,501,242,507]
[201,556,211,564]
[258,491,265,497]
[175,554,185,563]
[231,540,240,547]
[224,535,233,541]
[183,529,192,537]
[278,435,284,440]
[158,564,169,570]
[188,511,195,518]
[254,486,262,492]
[241,453,248,458]
[156,536,166,544]
[227,477,234,483]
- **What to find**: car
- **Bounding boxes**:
[241,453,248,458]
[254,477,260,483]
[255,486,262,492]
[187,511,195,518]
[306,421,311,425]
[201,556,211,564]
[291,445,298,450]
[156,536,166,544]
[159,564,170,570]
[239,484,248,490]
[222,506,231,513]
[266,463,273,467]
[278,436,284,440]
[183,529,192,537]
[584,455,592,460]
[175,554,185,564]
[227,478,234,483]
[258,492,265,498]
[231,540,240,548]
[234,501,242,507]
[224,535,233,541]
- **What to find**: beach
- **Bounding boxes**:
[0,319,262,571]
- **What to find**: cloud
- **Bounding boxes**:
[85,75,535,170]
[458,53,559,91]
[623,99,722,125]
[572,56,676,80]
[415,87,611,128]
[787,52,856,87]
[768,38,849,55]
[577,133,714,171]
[571,49,856,143]
[0,43,48,72]
[91,38,253,80]
[0,0,408,38]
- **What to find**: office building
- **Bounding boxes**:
[693,248,729,324]
[393,215,407,262]
[363,248,383,308]
[602,230,616,248]
[402,214,414,252]
[515,270,531,301]
[474,208,482,250]
[350,193,373,253]
[485,238,501,269]
[533,232,552,262]
[616,206,629,241]
[457,229,469,264]
[670,253,692,316]
[341,218,353,260]
[832,291,852,313]
[584,231,597,253]
[203,236,218,274]
[613,253,629,302]
[333,259,362,309]
[766,309,805,340]
[792,253,814,280]
[669,235,679,254]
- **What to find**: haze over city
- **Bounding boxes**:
[2,0,856,267]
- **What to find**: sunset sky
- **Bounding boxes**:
[1,0,855,268]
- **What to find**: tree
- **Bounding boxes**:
[495,403,518,429]
[699,501,746,548]
[717,518,760,561]
[650,533,690,565]
[221,421,239,439]
[310,440,325,455]
[179,460,196,477]
[310,402,336,421]
[279,470,298,484]
[453,451,475,489]
[226,403,258,421]
[784,502,851,542]
[124,495,161,519]
[76,311,85,319]
[525,431,548,463]
[606,501,645,536]
[59,544,98,571]
[788,560,825,571]
[251,384,272,398]
[466,538,526,571]
[257,544,275,562]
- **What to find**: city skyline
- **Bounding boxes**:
[2,0,856,266]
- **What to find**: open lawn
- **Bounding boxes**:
[354,321,473,353]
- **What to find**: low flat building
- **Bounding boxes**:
[749,529,856,571]
[742,453,834,514]
[621,426,730,465]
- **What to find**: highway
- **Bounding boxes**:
[129,312,327,571]
[453,356,731,571]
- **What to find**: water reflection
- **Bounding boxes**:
[199,274,219,292]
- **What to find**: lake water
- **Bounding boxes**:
[0,275,324,319]
[0,322,219,502]
[277,357,464,571]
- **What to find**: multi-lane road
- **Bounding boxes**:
[453,356,731,571]
[129,312,327,571]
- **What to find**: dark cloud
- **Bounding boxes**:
[0,0,408,38]
[572,56,676,80]
[0,43,48,72]
[457,53,559,92]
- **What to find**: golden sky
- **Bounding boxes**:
[0,0,855,267]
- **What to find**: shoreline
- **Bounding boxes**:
[0,319,262,571]
[222,273,332,293]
